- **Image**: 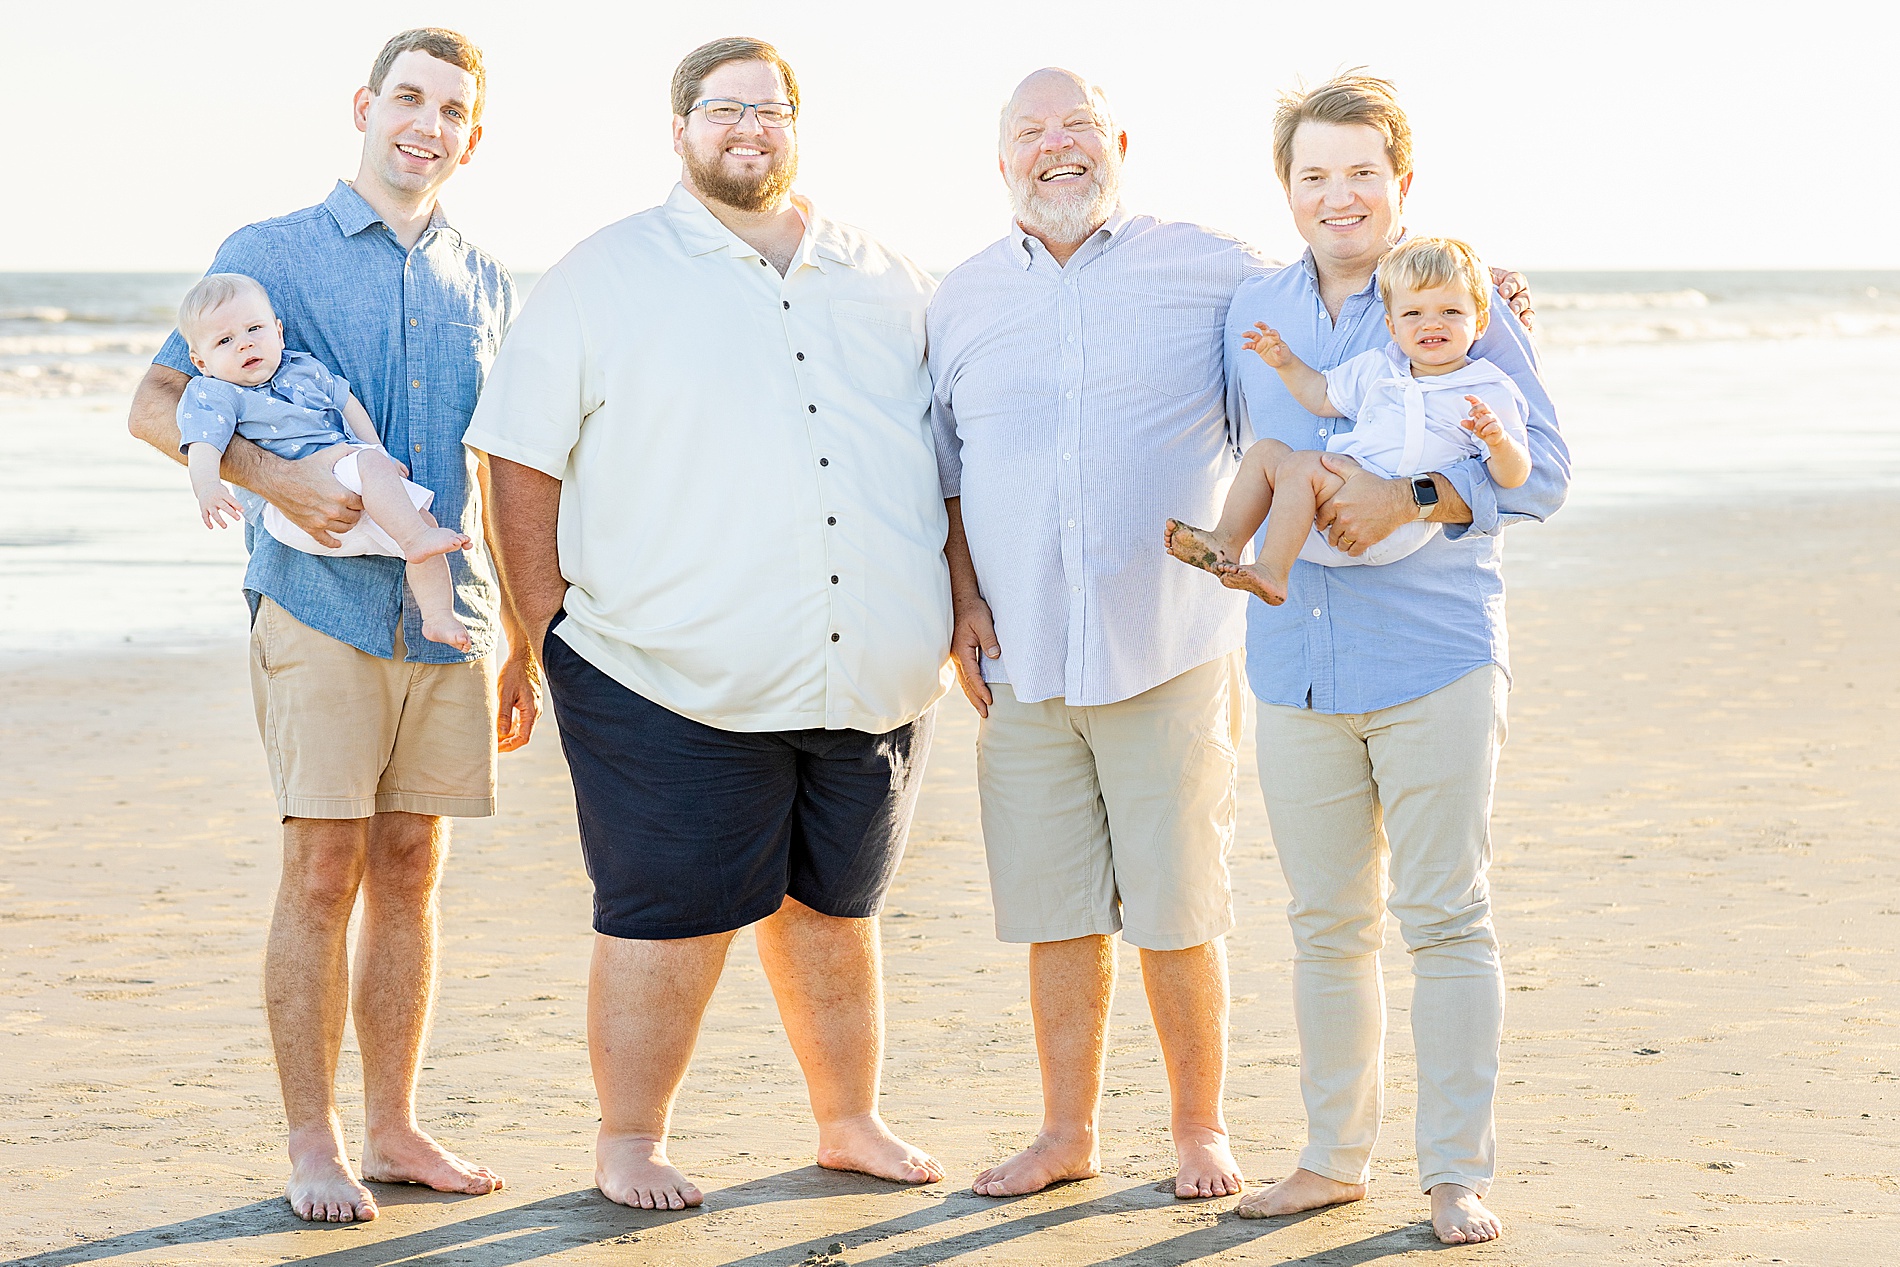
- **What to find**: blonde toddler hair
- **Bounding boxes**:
[1379,237,1491,325]
[177,273,274,351]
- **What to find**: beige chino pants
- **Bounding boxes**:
[1254,665,1507,1195]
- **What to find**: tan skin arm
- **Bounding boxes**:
[484,455,566,747]
[476,454,545,752]
[128,363,364,547]
[944,497,1001,718]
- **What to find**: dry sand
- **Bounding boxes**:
[2,493,1896,1266]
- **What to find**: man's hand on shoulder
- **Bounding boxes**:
[1490,267,1535,335]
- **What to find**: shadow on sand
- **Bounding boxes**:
[2,1170,1442,1266]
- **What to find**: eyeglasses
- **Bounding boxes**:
[690,98,797,129]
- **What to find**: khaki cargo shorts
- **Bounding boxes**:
[975,651,1245,951]
[249,596,497,820]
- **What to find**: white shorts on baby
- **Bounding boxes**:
[261,445,434,559]
[1297,518,1437,568]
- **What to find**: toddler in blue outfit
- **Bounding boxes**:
[175,273,473,650]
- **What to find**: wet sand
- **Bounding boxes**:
[3,493,1897,1266]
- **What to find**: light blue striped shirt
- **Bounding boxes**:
[929,210,1277,706]
[1227,251,1571,713]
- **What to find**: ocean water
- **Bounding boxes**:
[2,270,1896,652]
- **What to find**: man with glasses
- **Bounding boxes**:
[466,37,952,1210]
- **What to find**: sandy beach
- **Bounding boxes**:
[3,488,1896,1266]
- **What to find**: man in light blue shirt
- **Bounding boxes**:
[1226,74,1569,1246]
[128,29,533,1225]
[933,68,1276,1203]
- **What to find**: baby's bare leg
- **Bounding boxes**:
[1219,450,1349,606]
[353,449,471,564]
[405,511,473,652]
[1166,440,1291,575]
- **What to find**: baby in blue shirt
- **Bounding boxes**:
[175,273,472,650]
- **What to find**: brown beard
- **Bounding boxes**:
[685,138,798,214]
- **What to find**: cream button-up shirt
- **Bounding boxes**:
[465,184,951,734]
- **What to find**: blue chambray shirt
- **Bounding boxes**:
[156,181,514,662]
[1226,250,1571,714]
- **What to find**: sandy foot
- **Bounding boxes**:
[973,1130,1101,1197]
[401,526,472,565]
[1172,1128,1244,1199]
[421,613,473,651]
[1163,520,1233,573]
[596,1133,702,1211]
[286,1129,378,1223]
[1213,561,1286,606]
[815,1114,945,1185]
[360,1127,502,1197]
[1235,1167,1366,1219]
[1431,1182,1502,1244]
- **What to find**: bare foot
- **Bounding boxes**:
[1164,520,1235,573]
[1172,1127,1244,1199]
[596,1132,702,1211]
[421,613,474,651]
[286,1127,378,1223]
[816,1113,945,1185]
[360,1126,502,1196]
[1431,1182,1502,1244]
[1213,561,1286,606]
[399,525,472,565]
[972,1130,1100,1197]
[1235,1167,1366,1219]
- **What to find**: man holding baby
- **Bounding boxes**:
[128,28,533,1223]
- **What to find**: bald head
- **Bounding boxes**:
[999,67,1117,151]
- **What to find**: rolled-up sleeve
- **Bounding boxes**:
[462,266,591,479]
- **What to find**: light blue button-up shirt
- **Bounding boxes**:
[930,210,1277,706]
[1226,251,1571,713]
[156,181,514,662]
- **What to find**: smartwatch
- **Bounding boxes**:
[1410,475,1439,520]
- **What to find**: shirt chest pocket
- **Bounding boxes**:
[436,320,496,404]
[1136,306,1221,397]
[829,299,927,403]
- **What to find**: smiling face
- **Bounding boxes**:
[353,50,482,204]
[999,69,1126,249]
[1286,120,1412,277]
[187,291,285,387]
[673,59,798,214]
[1384,280,1487,373]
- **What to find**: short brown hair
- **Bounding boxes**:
[671,37,800,120]
[1380,236,1491,324]
[368,28,487,123]
[1272,69,1411,190]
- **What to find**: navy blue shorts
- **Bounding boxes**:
[543,624,935,940]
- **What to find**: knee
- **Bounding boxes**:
[281,845,365,915]
[366,814,445,899]
[1289,906,1385,961]
[1396,896,1497,966]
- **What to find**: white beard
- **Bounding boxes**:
[1010,158,1122,247]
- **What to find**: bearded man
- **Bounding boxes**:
[466,37,952,1209]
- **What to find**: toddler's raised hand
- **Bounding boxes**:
[199,482,243,529]
[1461,395,1506,448]
[1242,321,1293,369]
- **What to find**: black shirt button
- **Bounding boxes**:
[830,574,839,584]
[796,351,805,361]
[808,404,817,413]
[819,457,829,466]
[826,516,836,526]
[830,632,840,642]
[782,300,790,310]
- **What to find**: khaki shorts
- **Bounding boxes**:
[975,652,1245,951]
[249,596,497,820]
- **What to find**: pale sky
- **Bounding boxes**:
[6,0,1895,274]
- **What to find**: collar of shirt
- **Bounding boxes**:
[662,183,860,274]
[1007,203,1134,269]
[322,180,459,249]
